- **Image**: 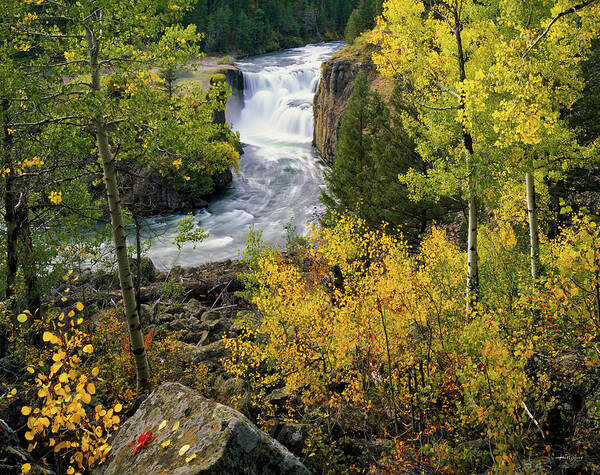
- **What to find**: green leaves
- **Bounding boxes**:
[173,213,208,251]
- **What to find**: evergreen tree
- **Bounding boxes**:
[344,9,362,44]
[322,71,373,221]
[252,8,270,50]
[208,5,233,52]
[335,0,355,31]
[345,0,382,43]
[322,72,434,239]
[237,10,255,52]
[186,0,350,53]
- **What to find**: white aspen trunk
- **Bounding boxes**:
[454,10,479,315]
[466,182,479,314]
[86,27,151,392]
[526,170,540,280]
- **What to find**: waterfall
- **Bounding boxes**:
[142,43,343,270]
[235,49,329,144]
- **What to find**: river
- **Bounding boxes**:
[140,42,342,270]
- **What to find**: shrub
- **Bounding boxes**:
[18,306,119,474]
[217,55,235,65]
[225,212,600,473]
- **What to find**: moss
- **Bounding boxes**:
[210,73,227,85]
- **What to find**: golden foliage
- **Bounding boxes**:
[226,213,600,472]
[19,311,119,473]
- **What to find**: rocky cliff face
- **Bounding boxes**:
[313,49,373,164]
[222,66,244,92]
[117,163,233,217]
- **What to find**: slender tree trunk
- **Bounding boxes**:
[526,170,540,280]
[2,100,18,309]
[454,12,479,314]
[466,188,479,314]
[19,204,41,316]
[86,26,151,393]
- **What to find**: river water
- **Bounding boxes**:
[140,42,342,270]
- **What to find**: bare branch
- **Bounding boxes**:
[8,116,83,128]
[11,27,84,40]
[522,401,545,439]
[524,0,598,55]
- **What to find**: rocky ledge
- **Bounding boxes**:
[95,382,309,475]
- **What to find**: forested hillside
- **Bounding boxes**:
[184,0,382,53]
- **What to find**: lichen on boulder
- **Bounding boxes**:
[95,382,309,475]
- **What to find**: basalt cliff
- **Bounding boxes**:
[313,44,377,164]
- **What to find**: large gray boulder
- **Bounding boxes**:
[95,382,309,475]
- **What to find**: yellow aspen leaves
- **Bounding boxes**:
[171,421,180,431]
[162,440,171,448]
[43,332,60,345]
[48,191,62,204]
[20,320,122,472]
[21,463,31,474]
[178,444,190,456]
[75,302,84,311]
[185,454,197,463]
[158,420,167,430]
[17,314,28,323]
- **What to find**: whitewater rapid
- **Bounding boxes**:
[140,43,342,270]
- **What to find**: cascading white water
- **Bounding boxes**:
[141,43,343,270]
[239,69,317,142]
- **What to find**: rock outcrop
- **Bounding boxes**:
[116,163,206,216]
[96,382,309,475]
[220,66,244,92]
[313,46,375,164]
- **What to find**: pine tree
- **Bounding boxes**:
[237,11,255,52]
[322,73,434,238]
[344,9,362,44]
[208,5,233,52]
[344,0,382,44]
[322,71,372,218]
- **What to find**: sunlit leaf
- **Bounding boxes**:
[178,444,190,456]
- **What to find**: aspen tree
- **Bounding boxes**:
[372,0,600,308]
[11,0,239,391]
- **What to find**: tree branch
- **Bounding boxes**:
[8,116,83,128]
[524,0,598,55]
